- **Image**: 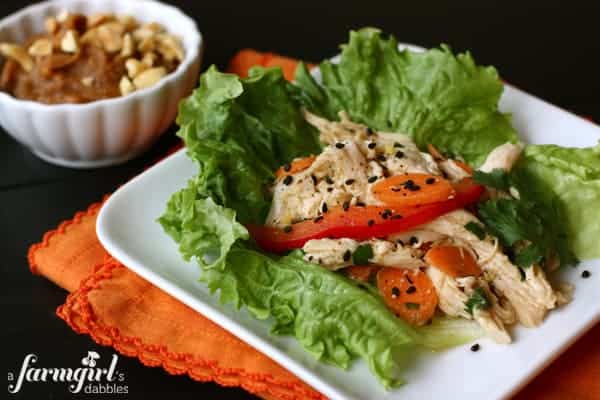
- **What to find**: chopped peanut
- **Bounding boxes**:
[133,67,166,89]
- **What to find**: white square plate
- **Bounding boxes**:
[97,44,600,400]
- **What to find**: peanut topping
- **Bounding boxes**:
[60,30,79,53]
[0,11,183,103]
[28,38,53,57]
[0,43,33,72]
[133,67,166,90]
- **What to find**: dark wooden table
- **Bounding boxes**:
[2,1,598,399]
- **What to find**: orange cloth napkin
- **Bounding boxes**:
[28,50,599,400]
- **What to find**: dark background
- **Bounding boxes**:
[1,1,599,399]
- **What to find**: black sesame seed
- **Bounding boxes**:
[391,214,402,220]
[335,142,345,149]
[327,187,333,192]
[426,178,436,184]
[368,142,377,149]
[343,201,350,211]
[343,250,352,262]
[283,175,293,185]
[403,179,414,187]
[283,225,293,233]
[377,154,387,162]
[408,185,421,191]
[397,240,405,246]
[325,176,334,185]
[283,163,291,172]
[391,287,401,298]
[394,142,404,148]
[314,215,324,223]
[470,343,480,352]
[366,127,375,135]
[367,219,375,227]
[308,256,313,261]
[582,270,591,278]
[345,179,355,185]
[311,175,317,185]
[368,176,378,183]
[322,203,328,213]
[406,286,416,294]
[395,151,405,159]
[409,236,418,245]
[356,201,366,207]
[406,276,414,284]
[381,209,392,219]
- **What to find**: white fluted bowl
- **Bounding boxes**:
[0,0,202,168]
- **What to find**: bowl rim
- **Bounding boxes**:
[0,0,202,111]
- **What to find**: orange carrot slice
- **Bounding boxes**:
[275,155,316,178]
[372,173,456,208]
[425,245,482,278]
[376,267,438,326]
[227,49,266,78]
[345,265,380,282]
[227,49,315,81]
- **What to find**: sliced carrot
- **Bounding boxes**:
[227,49,315,81]
[376,267,438,326]
[453,160,474,174]
[425,245,482,278]
[263,55,316,81]
[372,173,456,208]
[427,143,445,161]
[275,155,316,178]
[227,49,266,78]
[345,265,380,282]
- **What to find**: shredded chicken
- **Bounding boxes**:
[267,111,444,226]
[421,210,558,327]
[265,114,566,345]
[302,238,425,270]
[478,142,524,173]
[426,267,472,319]
[439,159,471,181]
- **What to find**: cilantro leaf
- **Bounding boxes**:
[353,244,374,265]
[464,221,486,240]
[464,288,491,314]
[514,243,544,268]
[473,169,511,190]
[477,198,538,246]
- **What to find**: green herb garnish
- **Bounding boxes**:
[464,221,486,240]
[473,169,510,190]
[464,288,491,314]
[352,244,374,265]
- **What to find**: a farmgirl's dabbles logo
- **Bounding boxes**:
[7,351,128,395]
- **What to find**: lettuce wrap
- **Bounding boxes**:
[159,28,600,387]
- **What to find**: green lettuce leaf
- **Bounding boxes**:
[514,142,600,259]
[159,180,248,270]
[294,28,518,166]
[415,317,482,351]
[176,65,321,223]
[202,249,417,388]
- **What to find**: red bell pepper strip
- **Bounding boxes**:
[247,178,484,253]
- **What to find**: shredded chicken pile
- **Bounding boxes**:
[265,110,568,344]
